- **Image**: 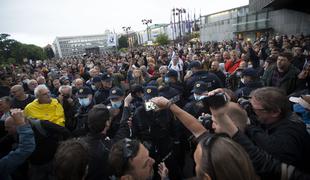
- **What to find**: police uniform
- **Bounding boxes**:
[106,87,124,139]
[73,87,94,137]
[94,73,112,105]
[185,60,223,99]
[132,86,182,180]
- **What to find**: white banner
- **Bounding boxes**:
[107,34,117,47]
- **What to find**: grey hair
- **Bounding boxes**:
[34,84,49,98]
[27,79,37,85]
[58,85,72,95]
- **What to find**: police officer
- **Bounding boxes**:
[185,60,223,99]
[129,84,144,113]
[131,86,182,180]
[94,73,113,105]
[235,68,263,99]
[73,86,94,137]
[183,81,210,118]
[106,87,125,139]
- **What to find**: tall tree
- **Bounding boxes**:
[118,35,128,49]
[155,33,169,46]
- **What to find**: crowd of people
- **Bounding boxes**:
[1,33,310,180]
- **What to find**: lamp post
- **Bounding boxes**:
[173,8,186,43]
[141,19,152,42]
[122,26,131,48]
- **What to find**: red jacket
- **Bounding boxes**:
[225,59,242,74]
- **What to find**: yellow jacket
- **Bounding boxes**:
[24,98,65,126]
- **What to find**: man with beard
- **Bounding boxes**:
[262,52,301,94]
[243,87,310,174]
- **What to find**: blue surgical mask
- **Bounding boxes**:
[164,77,169,83]
[78,98,91,107]
[111,100,123,109]
[194,94,206,101]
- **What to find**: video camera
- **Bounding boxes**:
[237,97,259,125]
[201,93,228,109]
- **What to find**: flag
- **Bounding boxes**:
[107,33,117,47]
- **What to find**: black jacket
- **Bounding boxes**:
[245,113,310,173]
[185,71,223,97]
[233,130,310,180]
[94,88,110,105]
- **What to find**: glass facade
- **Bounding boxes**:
[53,34,109,58]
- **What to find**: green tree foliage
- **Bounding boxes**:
[0,33,48,64]
[44,45,55,59]
[118,35,128,49]
[155,33,169,46]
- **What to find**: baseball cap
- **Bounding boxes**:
[108,87,124,100]
[92,76,102,83]
[189,60,202,69]
[166,69,178,78]
[242,68,258,78]
[289,95,310,109]
[77,87,93,98]
[191,81,208,94]
[144,86,158,101]
[101,73,112,82]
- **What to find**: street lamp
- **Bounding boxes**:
[122,26,131,48]
[173,8,186,43]
[141,19,152,41]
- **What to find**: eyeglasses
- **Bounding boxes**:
[201,133,230,180]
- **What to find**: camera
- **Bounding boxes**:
[198,114,213,131]
[201,93,228,109]
[144,101,158,111]
[237,97,259,125]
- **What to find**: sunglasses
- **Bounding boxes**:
[201,133,230,180]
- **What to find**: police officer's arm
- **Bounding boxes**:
[151,97,206,138]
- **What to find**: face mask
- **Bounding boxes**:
[194,94,206,101]
[248,64,253,68]
[111,100,122,109]
[236,71,242,77]
[23,79,30,84]
[79,98,91,107]
[91,85,97,91]
[240,78,245,84]
[164,77,169,83]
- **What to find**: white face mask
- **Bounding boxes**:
[194,94,206,101]
[240,78,245,84]
[78,98,91,107]
[248,64,253,68]
[111,100,122,109]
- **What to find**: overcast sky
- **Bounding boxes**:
[1,0,248,47]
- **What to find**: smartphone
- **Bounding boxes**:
[145,101,158,111]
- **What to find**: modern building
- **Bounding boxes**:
[200,0,310,42]
[53,33,110,58]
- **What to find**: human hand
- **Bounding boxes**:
[158,162,169,180]
[150,97,170,110]
[209,103,238,137]
[124,93,134,107]
[10,109,26,126]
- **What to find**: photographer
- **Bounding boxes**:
[207,87,310,179]
[150,95,257,180]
